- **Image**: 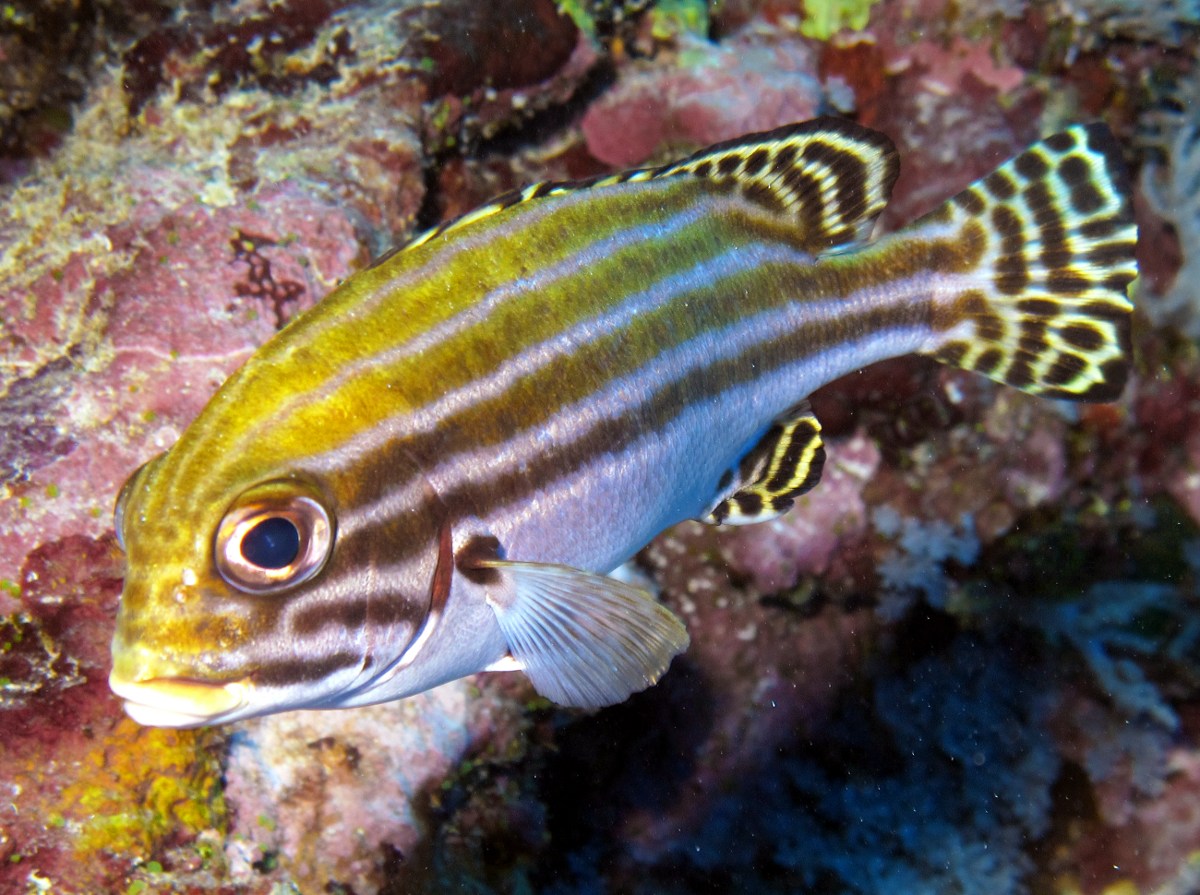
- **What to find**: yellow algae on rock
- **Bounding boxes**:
[53,719,227,858]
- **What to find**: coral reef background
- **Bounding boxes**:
[2,0,1199,892]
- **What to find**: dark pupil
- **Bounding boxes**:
[241,517,301,569]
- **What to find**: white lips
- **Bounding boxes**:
[109,672,250,728]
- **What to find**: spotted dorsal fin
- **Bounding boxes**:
[655,117,901,254]
[703,404,826,526]
[396,117,900,260]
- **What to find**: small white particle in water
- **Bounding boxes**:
[836,454,875,480]
[736,623,757,641]
[182,568,198,587]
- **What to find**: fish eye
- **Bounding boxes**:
[215,484,333,594]
[241,516,301,569]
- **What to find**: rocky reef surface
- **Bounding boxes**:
[2,0,1199,892]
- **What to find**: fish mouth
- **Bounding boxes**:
[109,671,251,728]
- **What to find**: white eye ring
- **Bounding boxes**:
[215,488,333,594]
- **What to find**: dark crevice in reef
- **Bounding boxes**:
[0,0,199,176]
[0,354,80,486]
[411,58,618,237]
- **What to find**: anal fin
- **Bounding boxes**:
[478,560,689,709]
[704,403,826,525]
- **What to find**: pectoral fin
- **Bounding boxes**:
[479,560,689,709]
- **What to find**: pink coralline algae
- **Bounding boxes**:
[0,177,361,609]
[723,432,880,593]
[581,30,826,167]
[221,686,509,893]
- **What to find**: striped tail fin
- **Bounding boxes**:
[919,124,1137,402]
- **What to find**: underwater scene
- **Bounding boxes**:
[2,0,1200,892]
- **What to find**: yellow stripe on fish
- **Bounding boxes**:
[109,118,1136,727]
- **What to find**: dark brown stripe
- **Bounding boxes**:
[1018,320,1048,353]
[1057,156,1089,186]
[1006,355,1036,388]
[936,341,969,366]
[954,188,986,216]
[796,443,825,495]
[976,314,1005,341]
[1045,352,1085,385]
[743,147,770,176]
[253,651,362,687]
[1046,271,1090,294]
[742,181,788,215]
[995,255,1029,295]
[1059,323,1103,351]
[783,168,826,234]
[1014,150,1048,180]
[1083,299,1132,320]
[802,140,867,224]
[736,492,763,516]
[1070,181,1105,214]
[992,204,1022,242]
[1080,217,1124,239]
[1087,241,1134,266]
[765,420,818,492]
[975,347,1003,375]
[291,598,370,636]
[985,170,1017,200]
[771,144,798,175]
[1044,132,1076,152]
[1041,245,1074,268]
[1017,298,1060,317]
[1103,271,1135,291]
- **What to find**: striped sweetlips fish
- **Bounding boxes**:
[110,117,1137,727]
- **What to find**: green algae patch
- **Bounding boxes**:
[650,0,709,39]
[799,0,881,40]
[56,720,228,858]
[556,0,600,37]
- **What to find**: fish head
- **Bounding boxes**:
[109,442,436,728]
